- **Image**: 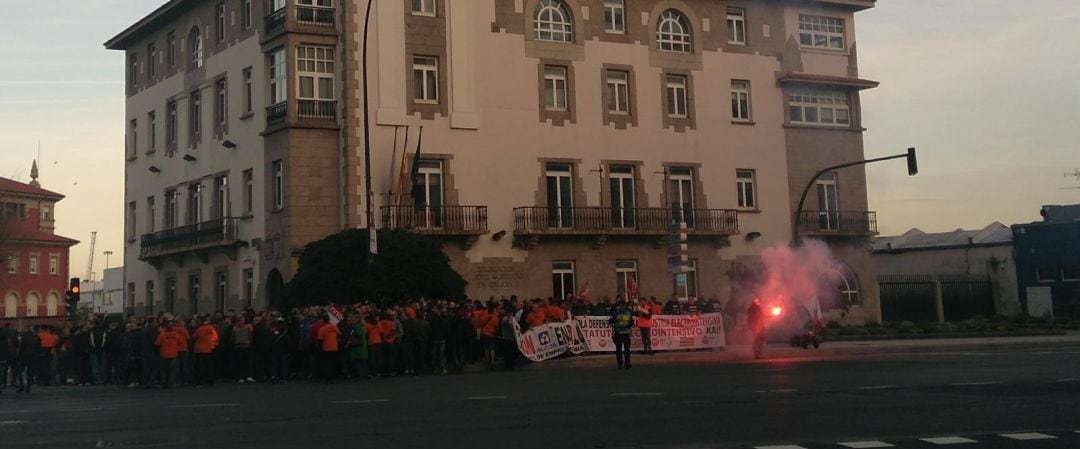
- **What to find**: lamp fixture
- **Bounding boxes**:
[148,166,161,174]
[182,154,197,162]
[222,140,237,150]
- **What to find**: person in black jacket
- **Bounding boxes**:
[139,320,159,388]
[252,316,273,382]
[0,324,14,393]
[88,320,108,384]
[70,324,92,386]
[428,308,449,375]
[104,321,124,385]
[270,318,291,383]
[15,329,41,393]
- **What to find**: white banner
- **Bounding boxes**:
[513,313,725,361]
[576,314,726,352]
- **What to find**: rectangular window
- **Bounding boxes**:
[552,261,576,301]
[789,87,850,126]
[799,14,845,49]
[242,67,253,114]
[731,80,751,122]
[146,281,155,315]
[165,277,176,313]
[127,201,137,239]
[243,0,253,29]
[1036,267,1058,282]
[6,254,16,275]
[40,204,52,222]
[415,160,445,228]
[191,90,202,140]
[615,260,638,299]
[815,173,839,231]
[147,196,156,232]
[166,101,178,146]
[215,272,227,312]
[273,160,284,210]
[147,43,157,78]
[669,166,695,225]
[243,169,254,214]
[543,65,568,111]
[213,175,229,219]
[129,119,138,158]
[147,111,157,153]
[609,165,635,229]
[128,54,138,87]
[545,163,574,228]
[727,8,746,44]
[28,255,38,276]
[297,0,334,24]
[166,31,176,67]
[165,189,178,228]
[736,169,757,209]
[189,274,201,316]
[215,78,228,125]
[49,254,59,276]
[126,283,135,310]
[412,56,439,103]
[269,48,287,105]
[412,0,436,16]
[606,70,629,114]
[243,268,254,309]
[674,260,699,299]
[665,75,688,118]
[604,0,625,33]
[188,183,202,225]
[297,46,335,100]
[216,3,226,43]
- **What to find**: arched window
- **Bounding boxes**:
[3,292,17,318]
[657,9,692,53]
[26,292,39,317]
[534,0,573,43]
[46,292,60,316]
[830,266,861,308]
[189,27,204,69]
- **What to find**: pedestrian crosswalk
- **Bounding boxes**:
[752,430,1077,449]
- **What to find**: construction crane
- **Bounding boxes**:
[85,231,97,281]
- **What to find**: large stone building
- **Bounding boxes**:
[107,0,880,322]
[0,164,79,328]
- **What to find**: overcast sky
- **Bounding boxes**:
[0,0,1077,279]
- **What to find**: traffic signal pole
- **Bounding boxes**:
[791,148,918,246]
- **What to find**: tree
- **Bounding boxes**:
[285,229,467,307]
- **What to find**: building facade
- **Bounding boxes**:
[1013,205,1080,318]
[109,0,880,322]
[0,165,78,328]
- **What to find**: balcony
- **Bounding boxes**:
[264,8,286,36]
[514,207,739,248]
[382,205,489,249]
[297,99,336,121]
[296,5,336,27]
[139,218,242,265]
[266,102,287,127]
[797,211,878,238]
[264,5,335,39]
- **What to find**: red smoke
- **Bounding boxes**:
[755,240,844,330]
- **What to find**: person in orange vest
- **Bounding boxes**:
[36,326,59,386]
[154,321,182,389]
[525,301,547,329]
[315,314,341,383]
[192,316,219,387]
[172,319,191,386]
[476,304,499,370]
[635,298,656,355]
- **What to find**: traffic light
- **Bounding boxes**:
[906,147,919,176]
[67,277,81,313]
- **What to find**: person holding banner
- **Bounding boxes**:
[635,299,655,356]
[609,300,635,370]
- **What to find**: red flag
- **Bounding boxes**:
[577,281,590,300]
[626,275,640,301]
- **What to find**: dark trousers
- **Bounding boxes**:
[640,327,653,354]
[367,343,382,376]
[14,360,32,391]
[252,351,270,381]
[159,357,176,388]
[77,353,93,384]
[430,340,447,373]
[194,353,215,385]
[233,348,251,379]
[319,351,337,381]
[613,333,632,368]
[349,358,367,380]
[382,343,398,375]
[141,352,158,386]
[400,342,415,373]
[34,354,52,386]
[271,352,289,381]
[497,339,517,370]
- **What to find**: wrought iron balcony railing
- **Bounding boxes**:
[382,205,489,235]
[140,217,239,259]
[266,102,287,127]
[797,210,878,236]
[297,99,337,121]
[296,5,336,26]
[514,207,739,236]
[264,8,286,35]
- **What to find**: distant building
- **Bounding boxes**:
[79,267,125,317]
[872,223,1019,322]
[1012,205,1080,318]
[0,162,79,328]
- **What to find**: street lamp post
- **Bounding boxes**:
[792,148,918,246]
[361,0,376,264]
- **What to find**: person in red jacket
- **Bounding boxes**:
[155,321,182,389]
[172,319,191,385]
[192,317,219,386]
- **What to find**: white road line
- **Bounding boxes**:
[71,408,112,412]
[919,436,978,445]
[855,385,897,390]
[172,403,240,409]
[1000,433,1057,440]
[466,396,506,400]
[755,389,798,393]
[839,442,894,448]
[949,382,1001,386]
[1057,378,1079,382]
[754,445,807,449]
[609,392,663,397]
[0,410,32,415]
[0,421,28,425]
[332,399,389,404]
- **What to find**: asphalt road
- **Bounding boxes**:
[1,336,1079,449]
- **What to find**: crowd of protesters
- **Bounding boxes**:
[0,294,725,393]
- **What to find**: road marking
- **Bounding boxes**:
[1057,378,1079,382]
[949,382,1001,386]
[0,410,32,415]
[0,421,28,425]
[919,436,978,445]
[332,400,389,404]
[855,385,897,390]
[71,408,112,412]
[609,392,663,397]
[839,442,894,448]
[1000,433,1056,440]
[466,396,507,400]
[754,446,807,449]
[755,389,798,393]
[172,403,240,409]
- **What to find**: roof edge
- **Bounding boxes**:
[104,0,188,50]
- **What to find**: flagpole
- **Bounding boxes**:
[361,0,375,263]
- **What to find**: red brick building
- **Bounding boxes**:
[0,163,78,328]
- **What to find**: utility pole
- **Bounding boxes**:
[361,0,376,264]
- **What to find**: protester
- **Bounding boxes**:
[344,314,368,380]
[635,299,655,356]
[610,299,635,370]
[315,315,341,383]
[192,317,219,386]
